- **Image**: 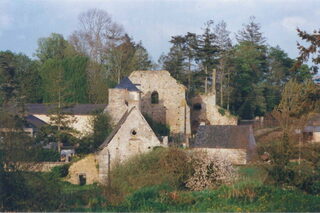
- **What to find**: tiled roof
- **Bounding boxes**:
[115,77,141,92]
[191,125,256,150]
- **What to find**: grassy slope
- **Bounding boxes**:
[70,166,320,212]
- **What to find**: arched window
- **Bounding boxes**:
[151,91,159,104]
[193,103,202,111]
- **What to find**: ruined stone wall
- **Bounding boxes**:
[191,93,237,133]
[192,148,247,165]
[97,107,162,183]
[66,154,99,185]
[129,70,191,136]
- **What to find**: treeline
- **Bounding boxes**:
[0,9,153,107]
[0,11,317,119]
[159,16,316,119]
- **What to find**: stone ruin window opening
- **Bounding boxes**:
[193,103,202,111]
[125,100,128,106]
[78,173,86,185]
[151,91,159,104]
[131,129,137,136]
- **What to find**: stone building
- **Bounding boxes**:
[191,93,237,133]
[129,70,191,138]
[67,106,164,184]
[191,125,257,165]
[22,103,107,137]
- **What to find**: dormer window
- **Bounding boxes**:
[151,91,159,104]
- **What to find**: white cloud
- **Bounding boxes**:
[281,16,307,32]
[0,0,12,30]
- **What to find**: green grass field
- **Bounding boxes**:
[64,165,320,212]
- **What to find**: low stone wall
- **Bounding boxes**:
[18,162,67,172]
[192,148,247,165]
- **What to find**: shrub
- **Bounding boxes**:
[186,151,237,191]
[51,164,70,178]
[218,108,226,116]
[106,148,192,203]
[34,148,60,162]
[144,114,170,136]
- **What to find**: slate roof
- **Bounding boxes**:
[115,77,141,92]
[97,107,135,151]
[24,104,107,115]
[191,125,256,150]
[24,114,47,128]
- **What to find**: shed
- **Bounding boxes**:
[191,125,257,164]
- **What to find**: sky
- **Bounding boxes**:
[0,0,320,62]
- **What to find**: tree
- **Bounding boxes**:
[159,36,188,85]
[296,28,320,75]
[228,17,268,119]
[268,79,320,185]
[236,16,266,45]
[69,8,124,64]
[196,20,220,93]
[229,42,267,118]
[0,51,19,106]
[35,33,74,63]
[105,34,150,83]
[214,21,232,106]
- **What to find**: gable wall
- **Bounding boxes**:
[97,107,162,183]
[129,71,191,136]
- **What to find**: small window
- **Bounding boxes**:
[79,173,86,186]
[131,129,137,136]
[125,100,128,106]
[193,103,202,111]
[151,91,159,104]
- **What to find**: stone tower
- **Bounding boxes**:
[106,77,141,125]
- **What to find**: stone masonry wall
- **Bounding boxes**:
[192,148,247,165]
[66,154,99,184]
[129,70,191,136]
[191,93,237,133]
[97,107,162,183]
[33,114,94,137]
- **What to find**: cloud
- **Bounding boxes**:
[281,16,308,32]
[0,0,13,30]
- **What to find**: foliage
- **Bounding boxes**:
[296,28,320,74]
[106,148,192,203]
[76,111,112,154]
[34,148,60,162]
[51,164,70,178]
[186,151,237,191]
[144,114,170,136]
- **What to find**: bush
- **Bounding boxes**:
[34,148,60,162]
[144,114,170,136]
[106,148,238,203]
[106,148,192,203]
[186,151,237,191]
[51,164,70,178]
